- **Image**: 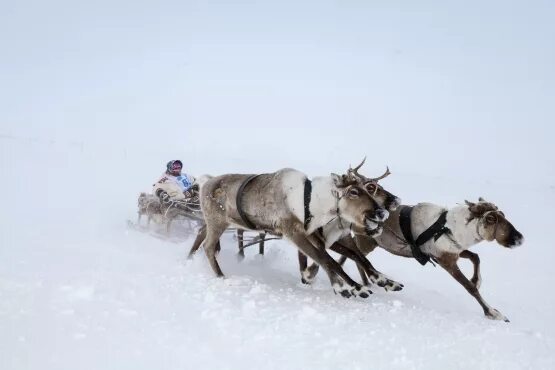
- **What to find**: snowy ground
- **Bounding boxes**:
[2,1,555,369]
[1,137,554,370]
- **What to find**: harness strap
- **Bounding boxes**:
[236,175,259,230]
[399,206,426,265]
[399,206,415,245]
[399,206,450,266]
[303,178,313,230]
[415,210,450,246]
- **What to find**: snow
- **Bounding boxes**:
[2,135,554,370]
[2,1,555,369]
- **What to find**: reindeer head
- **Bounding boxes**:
[331,173,389,237]
[465,197,524,248]
[138,192,162,215]
[345,157,401,211]
[138,192,150,211]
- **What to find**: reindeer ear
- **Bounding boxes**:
[465,200,475,207]
[330,173,342,186]
[478,197,485,202]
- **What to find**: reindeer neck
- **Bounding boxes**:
[445,205,483,249]
[306,176,341,233]
[321,219,351,248]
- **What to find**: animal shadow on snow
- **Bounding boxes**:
[185,241,297,286]
[185,240,408,303]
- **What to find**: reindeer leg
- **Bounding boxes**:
[323,245,370,286]
[301,234,382,286]
[329,242,402,291]
[300,245,374,286]
[437,254,509,322]
[289,233,367,298]
[334,238,403,291]
[203,224,228,278]
[460,250,482,289]
[327,243,368,284]
[187,224,207,259]
[166,220,171,234]
[335,254,366,287]
[237,229,245,260]
[259,232,265,255]
[356,264,370,286]
[332,248,370,286]
[298,251,307,271]
[298,251,320,285]
[307,234,372,298]
[302,238,403,291]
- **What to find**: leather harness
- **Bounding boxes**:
[303,178,313,230]
[399,206,450,266]
[236,175,260,230]
[236,175,313,231]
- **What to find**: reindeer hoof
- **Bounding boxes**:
[301,269,316,285]
[302,264,319,283]
[371,275,404,292]
[339,290,352,298]
[386,281,404,292]
[486,309,509,322]
[355,286,373,298]
[332,283,353,298]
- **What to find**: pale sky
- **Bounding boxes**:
[1,0,554,182]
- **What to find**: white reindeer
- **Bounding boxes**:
[188,167,389,298]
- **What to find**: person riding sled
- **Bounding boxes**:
[153,160,198,207]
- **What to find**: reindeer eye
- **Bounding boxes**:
[485,214,497,224]
[348,188,360,197]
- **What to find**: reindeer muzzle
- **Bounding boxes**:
[388,196,401,211]
[507,231,524,248]
[364,218,383,237]
[372,208,389,222]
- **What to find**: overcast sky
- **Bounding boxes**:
[1,0,554,182]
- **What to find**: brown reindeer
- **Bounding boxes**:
[298,161,404,291]
[188,167,389,298]
[137,192,162,226]
[344,198,524,321]
[136,190,203,234]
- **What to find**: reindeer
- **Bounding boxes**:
[232,160,394,260]
[339,198,523,321]
[187,167,390,298]
[187,175,269,257]
[298,159,405,292]
[136,184,203,233]
[137,192,162,226]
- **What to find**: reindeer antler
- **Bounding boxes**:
[351,156,366,175]
[348,157,367,181]
[368,166,391,182]
[347,158,391,183]
[335,177,359,188]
